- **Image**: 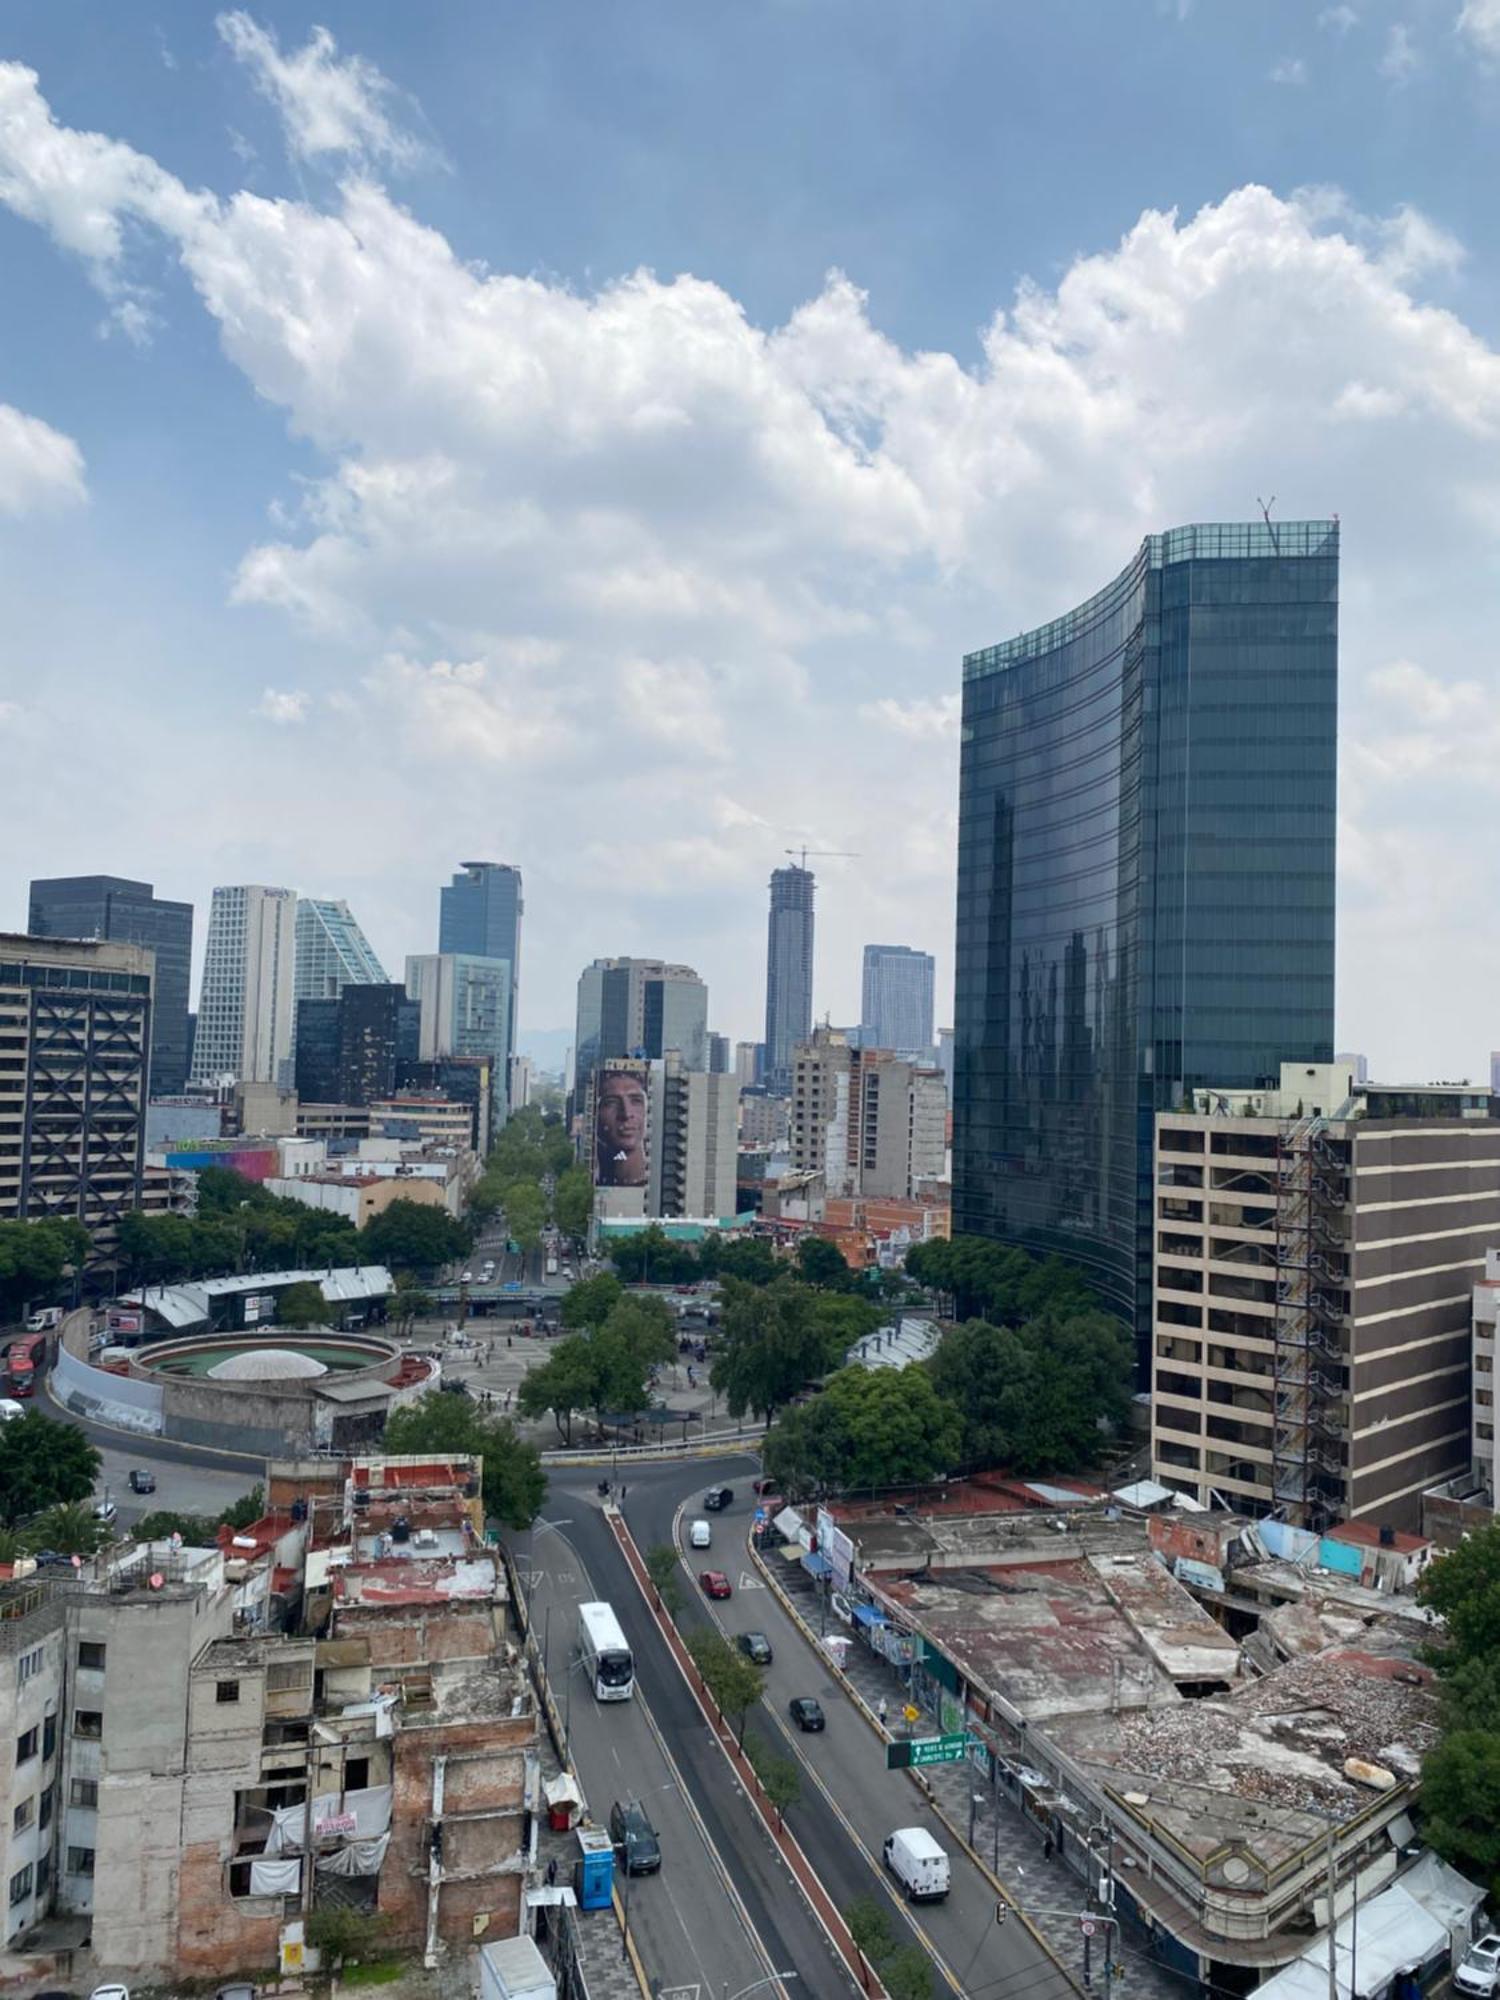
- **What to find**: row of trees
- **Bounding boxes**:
[0,1217,90,1321]
[905,1235,1098,1325]
[114,1167,472,1291]
[1415,1521,1500,1894]
[745,1241,1135,1501]
[467,1105,591,1252]
[516,1287,676,1443]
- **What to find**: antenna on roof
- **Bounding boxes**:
[1257,496,1280,555]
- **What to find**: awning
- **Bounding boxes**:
[852,1603,888,1629]
[802,1551,832,1579]
[773,1507,804,1540]
[781,1544,805,1562]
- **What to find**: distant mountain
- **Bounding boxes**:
[517,1026,572,1076]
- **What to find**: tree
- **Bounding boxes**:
[391,1283,434,1336]
[926,1308,1133,1475]
[906,1236,1097,1326]
[0,1217,89,1320]
[219,1485,265,1531]
[132,1485,264,1546]
[305,1906,390,1967]
[645,1543,684,1616]
[763,1363,962,1500]
[276,1281,328,1330]
[382,1396,546,1528]
[194,1166,266,1217]
[686,1628,765,1747]
[0,1411,100,1525]
[516,1338,600,1445]
[609,1224,699,1285]
[845,1895,897,1992]
[711,1278,847,1427]
[884,1947,933,2000]
[1419,1730,1500,1898]
[560,1273,624,1332]
[502,1180,547,1254]
[1439,1652,1500,1735]
[554,1166,593,1243]
[1419,1520,1500,1661]
[25,1502,110,1556]
[360,1200,470,1276]
[796,1235,856,1291]
[116,1210,197,1285]
[744,1732,801,1824]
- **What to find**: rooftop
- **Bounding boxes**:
[335,1554,500,1607]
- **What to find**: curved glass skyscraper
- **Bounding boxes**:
[954,520,1338,1354]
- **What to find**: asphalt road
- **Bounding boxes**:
[632,1473,1079,2000]
[540,1461,858,2000]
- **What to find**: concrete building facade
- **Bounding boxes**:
[193,887,298,1087]
[572,957,708,1106]
[0,1579,65,1947]
[790,1027,947,1201]
[648,1052,739,1218]
[0,933,153,1239]
[403,956,510,1140]
[764,865,814,1096]
[1151,1062,1500,1530]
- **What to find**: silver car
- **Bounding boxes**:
[1457,1935,1500,1998]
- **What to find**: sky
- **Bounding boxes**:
[2,2,1500,1069]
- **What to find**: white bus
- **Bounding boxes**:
[545,1253,559,1278]
[577,1600,634,1701]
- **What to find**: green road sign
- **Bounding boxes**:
[885,1732,970,1769]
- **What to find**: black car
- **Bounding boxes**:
[737,1631,773,1666]
[789,1697,826,1732]
[609,1799,661,1874]
[703,1486,733,1512]
[128,1468,156,1495]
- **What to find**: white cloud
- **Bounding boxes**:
[215,14,431,169]
[1380,23,1420,78]
[1318,5,1358,31]
[8,58,1500,1064]
[255,686,309,723]
[1270,57,1308,85]
[1459,0,1500,56]
[0,401,86,514]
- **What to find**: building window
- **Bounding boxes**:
[17,1646,44,1686]
[69,1778,98,1810]
[73,1710,102,1740]
[42,1714,56,1761]
[13,1798,33,1834]
[216,1680,241,1705]
[39,1784,53,1830]
[66,1848,95,1878]
[9,1865,33,1908]
[15,1727,38,1765]
[344,1756,371,1791]
[77,1642,106,1672]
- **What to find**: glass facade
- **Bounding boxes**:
[764,866,815,1094]
[28,876,193,1094]
[439,863,522,1076]
[954,520,1338,1355]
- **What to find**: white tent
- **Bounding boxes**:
[1254,1857,1483,2000]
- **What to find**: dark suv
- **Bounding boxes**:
[703,1486,733,1511]
[609,1799,662,1874]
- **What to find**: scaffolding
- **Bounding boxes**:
[1272,1115,1349,1528]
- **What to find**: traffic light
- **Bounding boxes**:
[995,1901,1008,1926]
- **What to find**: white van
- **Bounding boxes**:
[0,1399,24,1424]
[688,1519,712,1549]
[26,1307,62,1332]
[883,1827,950,1902]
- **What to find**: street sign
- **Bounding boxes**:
[903,1703,920,1724]
[1080,1919,1097,1937]
[886,1732,970,1769]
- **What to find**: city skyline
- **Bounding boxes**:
[3,10,1500,1069]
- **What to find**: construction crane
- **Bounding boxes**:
[783,847,860,870]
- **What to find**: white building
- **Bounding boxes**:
[0,1579,66,1946]
[191,885,298,1086]
[649,1053,738,1218]
[509,1054,535,1112]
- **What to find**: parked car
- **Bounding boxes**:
[789,1697,825,1732]
[93,1494,117,1524]
[699,1570,732,1599]
[688,1519,712,1549]
[736,1631,773,1665]
[608,1799,661,1874]
[127,1468,156,1495]
[29,1549,74,1569]
[703,1486,733,1512]
[1456,1936,1500,1998]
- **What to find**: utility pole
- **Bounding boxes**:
[1326,1821,1340,2000]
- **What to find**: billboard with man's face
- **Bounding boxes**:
[592,1061,651,1189]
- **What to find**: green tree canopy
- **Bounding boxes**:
[276,1280,328,1329]
[382,1396,546,1528]
[763,1362,962,1500]
[0,1410,100,1525]
[501,1180,547,1254]
[926,1308,1132,1474]
[608,1224,700,1285]
[26,1502,111,1556]
[359,1200,471,1277]
[795,1235,856,1291]
[686,1627,764,1746]
[1419,1729,1500,1898]
[553,1167,593,1243]
[515,1338,599,1445]
[560,1272,624,1332]
[743,1731,801,1823]
[711,1277,849,1426]
[1419,1520,1500,1661]
[0,1217,89,1319]
[906,1235,1097,1325]
[645,1542,684,1615]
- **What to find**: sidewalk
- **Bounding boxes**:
[771,1554,1188,2000]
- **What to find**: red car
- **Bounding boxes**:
[699,1570,732,1599]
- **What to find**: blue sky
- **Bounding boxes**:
[1,1,1498,1065]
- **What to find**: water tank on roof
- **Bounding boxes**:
[1379,1523,1396,1548]
[391,1515,411,1543]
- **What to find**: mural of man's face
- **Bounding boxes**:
[597,1073,648,1182]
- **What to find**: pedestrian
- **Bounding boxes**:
[877,1696,888,1727]
[507,1334,514,1348]
[1044,1834,1054,1861]
[546,1856,557,1887]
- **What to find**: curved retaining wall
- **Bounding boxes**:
[54,1340,166,1436]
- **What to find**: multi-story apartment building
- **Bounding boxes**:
[28,875,193,1095]
[1151,1061,1500,1530]
[860,944,935,1060]
[0,933,153,1239]
[192,887,298,1087]
[648,1051,738,1217]
[764,865,814,1096]
[0,1578,65,1947]
[790,1026,946,1201]
[1470,1249,1500,1503]
[955,521,1338,1361]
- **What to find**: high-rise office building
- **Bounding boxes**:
[294,997,341,1104]
[734,1041,761,1090]
[336,984,420,1106]
[405,954,511,1141]
[294,897,387,1009]
[708,1032,730,1075]
[861,944,935,1059]
[573,959,708,1104]
[0,933,153,1236]
[439,864,522,1079]
[955,521,1338,1352]
[764,865,814,1095]
[192,886,298,1086]
[790,1026,946,1200]
[28,875,193,1095]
